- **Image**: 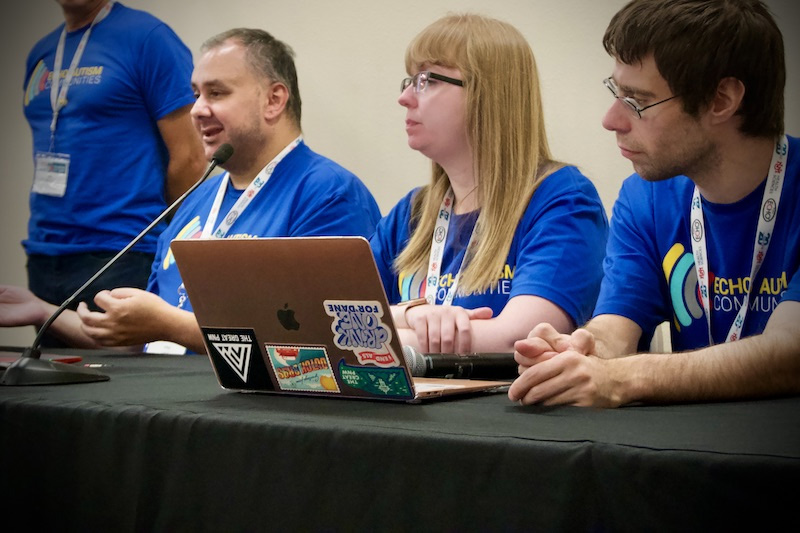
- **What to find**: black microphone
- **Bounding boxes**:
[402,345,518,380]
[0,144,234,386]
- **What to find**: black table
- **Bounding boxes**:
[2,349,798,532]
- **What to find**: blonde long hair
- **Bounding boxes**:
[394,13,563,296]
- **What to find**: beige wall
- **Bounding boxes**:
[1,0,798,346]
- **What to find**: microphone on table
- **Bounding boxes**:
[0,144,234,387]
[402,345,518,380]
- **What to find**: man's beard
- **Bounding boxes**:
[637,137,718,183]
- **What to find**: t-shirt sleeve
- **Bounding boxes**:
[137,23,196,120]
[781,269,800,303]
[287,170,381,239]
[369,191,416,304]
[593,176,671,339]
[508,168,609,326]
[145,233,167,295]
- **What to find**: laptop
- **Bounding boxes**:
[170,237,510,403]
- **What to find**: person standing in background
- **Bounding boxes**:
[21,0,205,346]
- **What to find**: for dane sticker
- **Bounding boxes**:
[265,344,340,393]
[323,300,401,367]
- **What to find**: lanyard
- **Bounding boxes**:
[202,136,302,238]
[691,135,788,344]
[425,187,477,306]
[50,0,115,146]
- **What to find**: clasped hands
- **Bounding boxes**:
[508,323,625,407]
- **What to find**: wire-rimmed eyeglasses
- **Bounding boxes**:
[401,71,464,94]
[603,77,678,119]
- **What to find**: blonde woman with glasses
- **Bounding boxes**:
[370,13,609,354]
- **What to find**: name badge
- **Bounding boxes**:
[144,340,188,355]
[33,152,70,197]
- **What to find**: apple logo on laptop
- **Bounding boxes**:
[277,303,300,330]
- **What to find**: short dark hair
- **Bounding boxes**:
[603,0,784,137]
[202,28,302,126]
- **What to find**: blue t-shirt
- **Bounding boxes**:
[370,165,609,327]
[22,2,195,256]
[594,135,800,351]
[148,142,381,311]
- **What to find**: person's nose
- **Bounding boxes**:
[191,94,211,120]
[602,99,632,134]
[398,84,417,108]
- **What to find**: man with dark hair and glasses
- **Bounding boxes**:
[509,0,799,407]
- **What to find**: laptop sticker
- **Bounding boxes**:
[338,360,413,399]
[204,328,256,381]
[265,345,340,393]
[202,327,275,391]
[323,300,401,367]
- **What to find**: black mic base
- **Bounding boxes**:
[0,349,109,386]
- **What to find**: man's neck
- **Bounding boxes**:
[694,135,777,204]
[227,126,302,189]
[62,0,110,32]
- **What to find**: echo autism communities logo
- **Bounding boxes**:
[663,243,703,329]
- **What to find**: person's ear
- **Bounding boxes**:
[707,76,745,125]
[264,82,290,122]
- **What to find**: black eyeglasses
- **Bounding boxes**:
[603,77,678,119]
[401,71,464,94]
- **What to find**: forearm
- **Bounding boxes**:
[158,105,206,203]
[159,306,206,354]
[391,304,412,330]
[470,318,555,353]
[469,296,575,353]
[582,314,642,359]
[390,297,428,330]
[165,154,206,204]
[613,331,800,405]
[397,327,418,351]
[47,307,103,349]
[397,296,575,353]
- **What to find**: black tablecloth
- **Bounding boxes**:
[2,349,799,532]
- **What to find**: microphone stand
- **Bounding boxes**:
[1,144,233,386]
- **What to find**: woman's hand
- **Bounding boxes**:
[404,304,493,353]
